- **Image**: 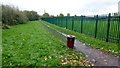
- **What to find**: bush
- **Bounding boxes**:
[0,22,1,26]
[2,5,39,27]
[2,24,10,29]
[16,11,28,24]
[2,5,29,26]
[24,10,39,21]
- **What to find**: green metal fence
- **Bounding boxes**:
[42,13,120,43]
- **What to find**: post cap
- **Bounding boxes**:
[67,35,76,38]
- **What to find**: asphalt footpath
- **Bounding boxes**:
[41,21,119,67]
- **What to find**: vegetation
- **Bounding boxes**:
[2,5,39,28]
[0,6,1,22]
[74,14,77,17]
[1,3,119,67]
[56,15,59,17]
[2,21,92,66]
[2,5,28,25]
[24,10,39,21]
[67,13,70,16]
[43,13,50,17]
[43,16,119,43]
[59,13,64,17]
[43,21,119,56]
[0,27,1,45]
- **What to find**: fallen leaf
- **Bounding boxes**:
[86,55,89,57]
[72,54,75,56]
[70,60,77,62]
[61,62,67,65]
[80,57,83,59]
[4,61,7,63]
[100,52,103,54]
[92,59,96,62]
[91,64,94,66]
[48,65,50,66]
[48,56,51,59]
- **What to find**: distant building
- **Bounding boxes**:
[118,1,120,13]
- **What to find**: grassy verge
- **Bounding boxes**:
[2,21,91,66]
[0,27,2,66]
[42,21,119,56]
[0,28,1,45]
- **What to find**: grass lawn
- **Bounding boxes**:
[43,21,119,56]
[2,21,91,66]
[0,28,2,66]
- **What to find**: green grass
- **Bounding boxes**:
[0,28,1,45]
[43,21,119,56]
[0,28,2,66]
[2,21,91,66]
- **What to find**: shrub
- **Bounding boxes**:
[2,24,10,29]
[2,5,39,27]
[16,11,28,24]
[24,10,39,21]
[2,5,29,25]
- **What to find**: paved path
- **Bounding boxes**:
[74,39,119,66]
[41,21,119,67]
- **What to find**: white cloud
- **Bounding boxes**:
[1,0,119,16]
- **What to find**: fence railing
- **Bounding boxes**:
[41,13,120,43]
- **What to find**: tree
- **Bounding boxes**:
[2,5,28,25]
[67,13,70,16]
[43,13,49,17]
[56,15,59,17]
[2,5,39,27]
[59,13,64,17]
[74,14,77,17]
[24,10,39,21]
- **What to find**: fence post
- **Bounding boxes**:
[50,18,52,24]
[66,16,68,29]
[94,15,98,38]
[57,17,59,26]
[72,16,74,30]
[62,17,64,27]
[60,17,62,27]
[58,17,60,26]
[81,15,83,33]
[106,13,111,42]
[54,17,56,25]
[118,15,120,43]
[61,17,63,27]
[56,17,58,26]
[59,17,61,27]
[61,17,62,27]
[53,17,54,24]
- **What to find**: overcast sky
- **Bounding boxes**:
[1,0,120,16]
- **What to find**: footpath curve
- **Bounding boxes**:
[41,21,119,67]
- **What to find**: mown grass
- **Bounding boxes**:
[0,27,2,66]
[43,21,119,56]
[2,21,91,66]
[0,28,1,43]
